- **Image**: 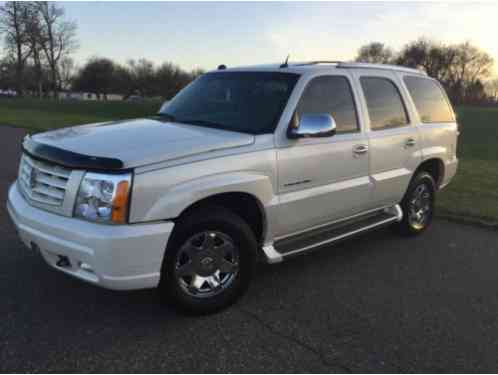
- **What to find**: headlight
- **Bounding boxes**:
[74,172,132,224]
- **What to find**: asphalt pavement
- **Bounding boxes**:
[1,126,498,373]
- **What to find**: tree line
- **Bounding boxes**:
[355,39,497,105]
[1,2,496,104]
[0,1,202,100]
[71,57,204,100]
[0,1,77,97]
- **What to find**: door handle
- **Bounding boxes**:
[405,138,417,147]
[353,144,369,155]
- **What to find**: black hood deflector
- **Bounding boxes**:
[22,136,125,171]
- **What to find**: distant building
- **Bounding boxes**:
[60,92,124,101]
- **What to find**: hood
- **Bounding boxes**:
[29,118,255,169]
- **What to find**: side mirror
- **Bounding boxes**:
[287,113,337,139]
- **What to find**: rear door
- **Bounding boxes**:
[401,74,459,187]
[352,70,422,207]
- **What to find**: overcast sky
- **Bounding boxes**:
[61,1,498,73]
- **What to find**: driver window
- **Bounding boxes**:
[296,76,359,134]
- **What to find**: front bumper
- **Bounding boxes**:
[7,182,174,290]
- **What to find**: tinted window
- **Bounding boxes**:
[361,77,409,130]
[404,76,455,123]
[161,72,299,135]
[296,76,359,134]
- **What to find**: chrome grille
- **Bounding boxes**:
[18,154,71,207]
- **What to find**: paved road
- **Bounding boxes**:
[1,126,498,372]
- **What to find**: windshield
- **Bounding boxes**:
[158,72,299,135]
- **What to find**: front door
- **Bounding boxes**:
[275,74,371,238]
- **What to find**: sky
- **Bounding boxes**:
[59,1,498,73]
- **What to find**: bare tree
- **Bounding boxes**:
[0,2,32,95]
[485,79,498,101]
[24,2,44,97]
[58,56,75,90]
[448,42,494,102]
[127,58,155,97]
[355,42,394,64]
[396,39,457,82]
[394,39,493,104]
[37,1,78,97]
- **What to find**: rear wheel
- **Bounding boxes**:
[395,172,436,236]
[159,206,257,314]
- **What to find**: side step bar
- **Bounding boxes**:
[262,205,403,264]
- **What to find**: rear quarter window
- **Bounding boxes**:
[403,76,455,123]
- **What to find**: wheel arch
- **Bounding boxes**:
[174,191,268,246]
[415,158,445,189]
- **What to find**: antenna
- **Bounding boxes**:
[217,64,227,70]
[280,55,290,68]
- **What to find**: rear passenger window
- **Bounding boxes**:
[297,76,359,134]
[360,77,409,130]
[403,76,455,123]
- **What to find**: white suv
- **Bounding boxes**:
[7,61,458,313]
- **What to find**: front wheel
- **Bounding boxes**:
[395,172,436,236]
[159,206,257,314]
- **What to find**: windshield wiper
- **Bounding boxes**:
[155,112,176,122]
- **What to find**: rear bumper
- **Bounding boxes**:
[7,182,174,290]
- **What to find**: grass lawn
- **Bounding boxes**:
[436,107,498,223]
[0,98,497,222]
[0,97,161,132]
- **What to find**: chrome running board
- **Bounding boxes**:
[262,204,402,263]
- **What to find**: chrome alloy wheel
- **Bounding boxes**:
[174,231,240,298]
[408,183,432,230]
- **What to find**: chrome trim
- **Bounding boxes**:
[281,204,402,258]
[262,244,283,264]
[288,113,337,139]
[274,205,393,242]
[337,62,427,75]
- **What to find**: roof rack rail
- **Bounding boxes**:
[294,61,343,66]
[336,62,427,75]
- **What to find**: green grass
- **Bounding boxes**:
[0,98,497,222]
[435,107,498,223]
[0,97,161,132]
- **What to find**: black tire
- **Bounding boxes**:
[159,205,257,315]
[395,171,436,236]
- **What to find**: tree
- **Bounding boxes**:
[396,39,457,82]
[58,56,74,90]
[465,79,487,104]
[0,2,32,95]
[155,62,192,99]
[0,58,15,90]
[37,1,78,97]
[127,58,155,97]
[110,65,133,97]
[73,57,116,99]
[24,2,44,97]
[355,42,394,64]
[448,42,494,103]
[485,79,498,102]
[395,39,494,104]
